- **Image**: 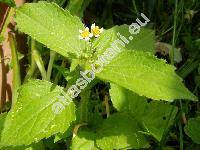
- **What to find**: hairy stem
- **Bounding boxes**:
[8,32,21,108]
[24,38,37,82]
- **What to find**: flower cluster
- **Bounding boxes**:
[79,23,103,41]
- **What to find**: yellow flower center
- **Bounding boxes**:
[81,30,90,38]
[92,27,101,36]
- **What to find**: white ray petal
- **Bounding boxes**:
[85,37,90,41]
[89,33,93,37]
[100,28,103,33]
[95,34,100,38]
[91,23,95,29]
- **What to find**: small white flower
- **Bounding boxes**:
[91,23,103,38]
[79,27,93,41]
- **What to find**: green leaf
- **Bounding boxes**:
[96,50,196,101]
[0,114,45,150]
[110,84,178,141]
[0,79,76,147]
[4,142,45,150]
[140,102,177,141]
[0,0,15,7]
[15,2,87,58]
[93,25,155,55]
[110,83,147,115]
[184,116,200,144]
[71,130,98,150]
[67,0,92,18]
[96,113,150,149]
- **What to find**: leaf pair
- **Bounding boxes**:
[71,113,150,150]
[71,85,178,149]
[15,2,196,101]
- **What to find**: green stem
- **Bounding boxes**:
[32,40,47,80]
[170,0,178,65]
[132,0,139,16]
[47,51,56,81]
[8,33,21,107]
[169,2,185,148]
[160,26,173,36]
[79,90,90,123]
[0,8,14,37]
[24,39,37,82]
[178,121,183,150]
